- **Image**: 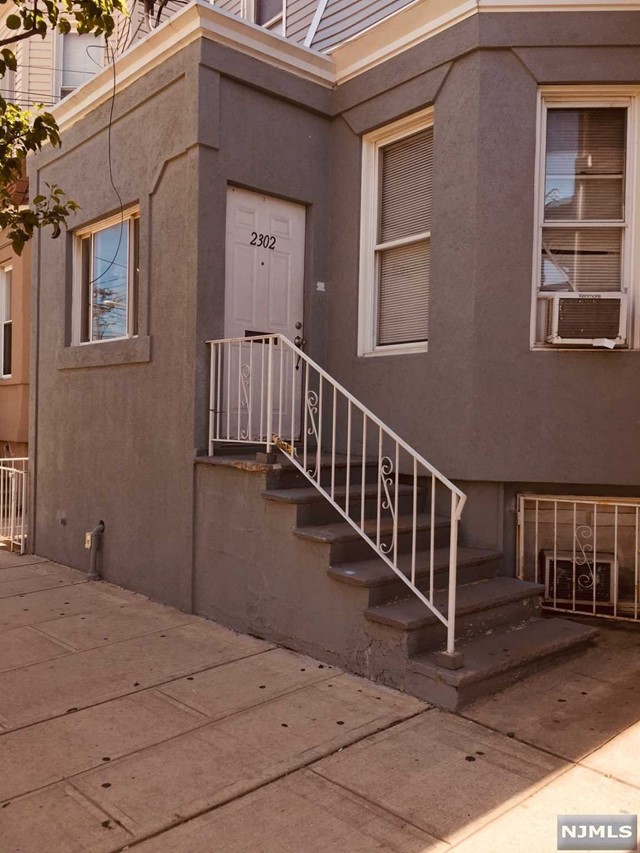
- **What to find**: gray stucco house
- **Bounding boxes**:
[29,0,640,708]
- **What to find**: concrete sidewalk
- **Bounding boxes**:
[0,550,638,852]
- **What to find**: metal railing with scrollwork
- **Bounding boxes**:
[518,493,640,623]
[207,335,466,657]
[0,457,28,554]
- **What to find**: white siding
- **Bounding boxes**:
[286,0,318,44]
[14,43,29,106]
[25,31,55,104]
[215,0,243,15]
[123,0,190,46]
[311,0,414,51]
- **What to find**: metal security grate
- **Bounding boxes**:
[518,494,640,622]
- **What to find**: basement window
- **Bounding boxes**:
[73,209,140,345]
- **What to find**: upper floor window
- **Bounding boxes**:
[1,267,12,378]
[256,0,283,33]
[73,209,139,345]
[358,108,433,356]
[533,90,637,349]
[0,66,15,103]
[59,32,103,99]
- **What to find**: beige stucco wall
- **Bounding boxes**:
[0,233,30,453]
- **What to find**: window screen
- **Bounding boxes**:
[541,108,626,294]
[61,33,103,97]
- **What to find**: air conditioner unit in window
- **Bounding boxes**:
[545,292,627,347]
[543,550,616,606]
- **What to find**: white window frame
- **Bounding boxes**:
[358,106,434,357]
[53,28,103,101]
[531,86,640,351]
[246,0,285,32]
[72,208,140,346]
[0,265,12,379]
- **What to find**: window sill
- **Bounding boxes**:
[358,342,429,357]
[56,336,151,370]
[530,345,635,353]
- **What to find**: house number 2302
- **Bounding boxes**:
[250,232,277,250]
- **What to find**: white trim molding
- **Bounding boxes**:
[331,0,640,84]
[304,0,329,48]
[52,0,334,133]
[72,207,140,346]
[358,106,434,358]
[47,0,640,124]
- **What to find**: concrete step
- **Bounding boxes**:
[263,482,426,525]
[329,546,502,602]
[366,577,544,629]
[295,513,450,562]
[407,617,599,711]
[365,577,544,653]
[268,452,383,489]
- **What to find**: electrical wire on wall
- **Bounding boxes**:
[86,35,125,292]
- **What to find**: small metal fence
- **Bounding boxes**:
[0,457,28,554]
[518,493,640,622]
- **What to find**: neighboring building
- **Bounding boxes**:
[0,167,30,457]
[28,0,640,708]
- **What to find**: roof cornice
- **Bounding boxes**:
[52,0,334,133]
[331,0,640,84]
[50,0,640,130]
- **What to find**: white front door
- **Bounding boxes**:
[223,187,306,442]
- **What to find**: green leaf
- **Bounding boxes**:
[2,50,17,72]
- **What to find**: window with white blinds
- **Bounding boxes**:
[1,267,12,378]
[60,33,103,98]
[533,93,637,349]
[359,108,434,355]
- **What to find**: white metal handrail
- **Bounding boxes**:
[0,457,28,555]
[207,335,466,657]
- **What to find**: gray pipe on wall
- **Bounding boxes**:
[87,520,105,580]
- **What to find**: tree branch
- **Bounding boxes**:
[0,29,38,48]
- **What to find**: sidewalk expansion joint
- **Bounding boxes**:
[0,646,275,740]
[109,707,430,852]
[0,666,342,805]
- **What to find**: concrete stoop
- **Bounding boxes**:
[196,453,598,710]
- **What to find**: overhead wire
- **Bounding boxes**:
[86,36,126,292]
